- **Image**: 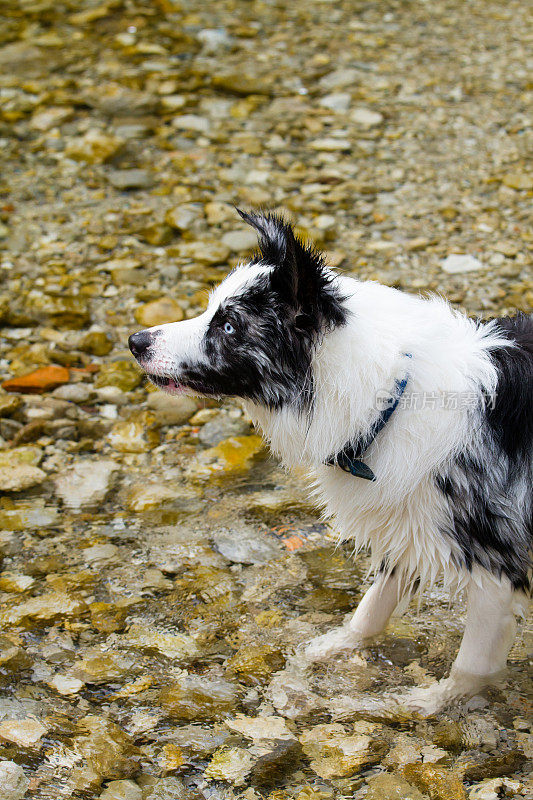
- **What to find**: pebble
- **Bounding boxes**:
[52,383,93,403]
[134,297,184,327]
[107,415,159,453]
[310,137,352,152]
[468,778,523,799]
[126,483,181,512]
[95,361,143,392]
[0,761,29,800]
[0,395,22,418]
[441,254,484,274]
[366,773,426,800]
[0,592,87,626]
[107,169,154,190]
[2,365,70,394]
[204,747,255,786]
[225,714,295,742]
[165,203,203,231]
[160,675,239,721]
[144,777,191,800]
[299,722,381,779]
[98,780,142,800]
[172,114,211,134]
[186,434,264,482]
[221,229,259,252]
[48,674,85,696]
[54,459,119,509]
[319,93,351,112]
[0,717,48,748]
[0,464,47,492]
[146,392,197,425]
[176,240,231,264]
[79,331,113,356]
[123,623,199,660]
[212,525,281,565]
[198,414,251,446]
[65,130,124,164]
[350,107,384,127]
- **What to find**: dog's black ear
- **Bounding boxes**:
[237,209,329,316]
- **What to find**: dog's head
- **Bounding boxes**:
[129,210,347,410]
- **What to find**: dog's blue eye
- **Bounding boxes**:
[223,322,235,334]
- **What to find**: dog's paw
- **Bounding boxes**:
[303,627,361,663]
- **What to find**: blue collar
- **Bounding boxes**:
[326,354,412,481]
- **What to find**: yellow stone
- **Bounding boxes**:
[134,297,184,327]
[187,435,264,482]
[402,764,467,800]
[0,717,48,748]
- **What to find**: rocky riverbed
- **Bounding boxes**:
[0,0,531,797]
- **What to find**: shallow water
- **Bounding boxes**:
[0,0,531,797]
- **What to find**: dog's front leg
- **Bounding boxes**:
[304,570,406,662]
[399,573,521,716]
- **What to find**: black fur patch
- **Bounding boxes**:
[181,213,347,410]
[436,314,533,590]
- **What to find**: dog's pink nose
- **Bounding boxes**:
[129,330,152,358]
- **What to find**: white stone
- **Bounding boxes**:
[350,107,384,127]
[197,28,231,53]
[310,137,351,152]
[98,780,143,800]
[441,254,484,274]
[225,714,295,741]
[82,544,119,564]
[221,229,258,252]
[48,674,85,696]
[469,778,524,799]
[319,93,351,112]
[0,761,29,800]
[54,459,119,509]
[52,384,93,403]
[0,718,47,748]
[172,114,211,133]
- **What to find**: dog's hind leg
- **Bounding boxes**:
[398,572,524,716]
[304,569,409,662]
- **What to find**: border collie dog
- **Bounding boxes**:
[130,210,532,715]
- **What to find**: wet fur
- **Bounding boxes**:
[130,211,532,713]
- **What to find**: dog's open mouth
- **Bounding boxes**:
[147,374,184,393]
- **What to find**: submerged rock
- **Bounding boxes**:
[65,130,124,164]
[123,624,199,661]
[54,459,119,509]
[98,780,142,800]
[0,717,48,748]
[204,746,255,786]
[186,435,264,482]
[366,772,427,800]
[74,716,139,782]
[0,592,87,627]
[144,777,194,800]
[226,643,285,684]
[212,525,281,565]
[0,464,47,492]
[160,675,239,720]
[299,722,383,779]
[403,764,467,800]
[0,760,29,800]
[107,413,159,453]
